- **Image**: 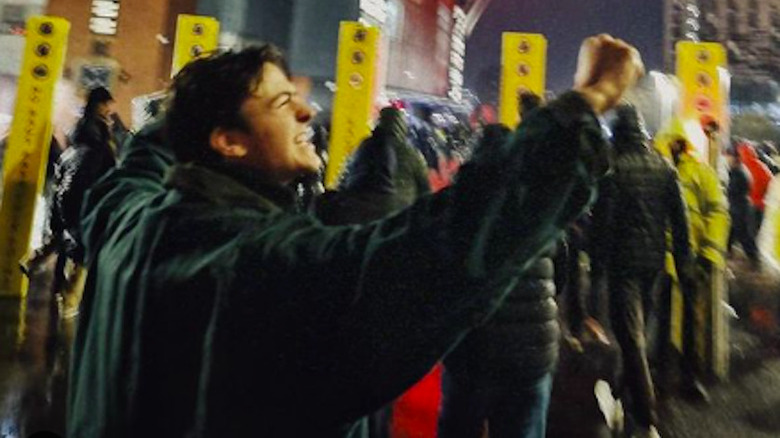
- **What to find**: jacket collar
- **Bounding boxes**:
[164,162,297,212]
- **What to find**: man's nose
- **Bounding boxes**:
[297,100,314,123]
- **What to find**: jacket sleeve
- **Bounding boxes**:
[80,122,173,262]
[699,164,731,267]
[224,91,610,422]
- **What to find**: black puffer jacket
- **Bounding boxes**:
[591,106,690,272]
[443,251,560,382]
[443,124,560,383]
[51,116,116,260]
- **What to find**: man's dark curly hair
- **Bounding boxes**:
[165,44,289,163]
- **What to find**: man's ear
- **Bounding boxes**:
[209,127,249,159]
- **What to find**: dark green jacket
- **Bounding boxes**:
[68,93,607,437]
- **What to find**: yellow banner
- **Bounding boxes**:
[171,15,219,77]
[677,41,727,127]
[0,16,69,297]
[325,22,380,188]
[499,33,547,129]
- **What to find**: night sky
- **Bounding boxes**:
[465,0,664,102]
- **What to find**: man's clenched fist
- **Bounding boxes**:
[573,34,645,114]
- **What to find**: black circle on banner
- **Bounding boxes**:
[517,63,531,76]
[35,43,51,57]
[38,22,54,36]
[32,64,49,79]
[353,29,367,43]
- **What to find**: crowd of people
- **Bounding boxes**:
[4,31,780,438]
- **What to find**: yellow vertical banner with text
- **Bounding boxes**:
[0,16,69,297]
[171,15,220,77]
[676,42,728,153]
[326,22,380,188]
[499,33,547,129]
[676,41,731,380]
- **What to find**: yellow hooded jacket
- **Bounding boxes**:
[656,124,730,268]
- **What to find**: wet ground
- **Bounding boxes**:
[0,258,69,438]
[549,252,780,438]
[0,252,778,437]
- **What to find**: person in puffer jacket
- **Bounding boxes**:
[591,105,692,438]
[437,123,560,438]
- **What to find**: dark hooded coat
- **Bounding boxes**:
[591,106,690,272]
[68,93,608,438]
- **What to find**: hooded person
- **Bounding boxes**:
[655,133,730,406]
[314,107,430,225]
[591,105,693,437]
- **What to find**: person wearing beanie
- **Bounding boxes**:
[590,105,693,438]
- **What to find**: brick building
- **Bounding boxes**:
[667,0,780,100]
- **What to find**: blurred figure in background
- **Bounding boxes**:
[735,140,772,237]
[727,147,760,267]
[756,141,779,175]
[46,87,118,317]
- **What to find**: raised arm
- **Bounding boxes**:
[228,35,645,423]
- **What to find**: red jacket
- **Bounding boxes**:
[738,142,772,210]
